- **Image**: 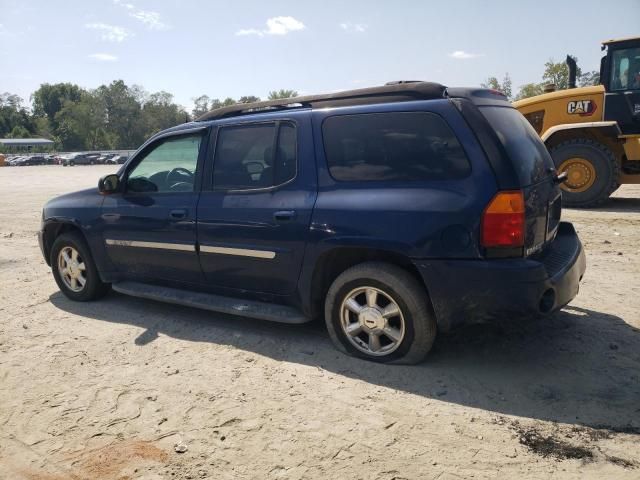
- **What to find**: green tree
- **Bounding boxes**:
[268,89,298,100]
[514,83,544,100]
[192,95,211,118]
[579,70,600,87]
[31,83,84,129]
[141,91,188,137]
[0,93,35,137]
[238,95,261,104]
[96,80,144,149]
[8,125,31,138]
[481,73,513,100]
[55,93,112,150]
[541,56,582,90]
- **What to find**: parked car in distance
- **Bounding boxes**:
[44,154,59,165]
[7,155,26,166]
[105,154,128,165]
[84,154,102,165]
[61,154,78,166]
[62,153,99,166]
[22,155,47,166]
[38,82,586,364]
[97,153,116,164]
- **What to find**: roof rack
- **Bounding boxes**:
[196,82,447,122]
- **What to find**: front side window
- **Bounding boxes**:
[322,112,471,182]
[610,47,640,91]
[213,122,297,190]
[127,134,202,193]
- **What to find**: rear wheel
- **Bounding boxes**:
[324,262,437,364]
[550,139,619,208]
[51,232,110,301]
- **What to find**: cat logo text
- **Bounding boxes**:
[567,100,596,116]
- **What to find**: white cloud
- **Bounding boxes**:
[236,28,264,37]
[449,50,484,59]
[88,53,118,61]
[236,16,305,37]
[113,0,169,30]
[265,16,305,35]
[340,22,367,33]
[129,9,168,30]
[85,23,131,42]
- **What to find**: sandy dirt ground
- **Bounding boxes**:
[0,165,639,480]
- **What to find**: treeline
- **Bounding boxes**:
[1,57,598,151]
[482,56,600,101]
[0,82,298,151]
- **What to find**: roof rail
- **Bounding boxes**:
[196,82,447,122]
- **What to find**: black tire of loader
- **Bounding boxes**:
[550,139,620,208]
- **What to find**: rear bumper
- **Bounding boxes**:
[414,222,586,332]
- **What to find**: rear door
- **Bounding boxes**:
[196,114,317,295]
[478,105,560,255]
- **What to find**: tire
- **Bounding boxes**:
[69,160,75,166]
[550,139,620,208]
[50,232,110,301]
[324,262,437,364]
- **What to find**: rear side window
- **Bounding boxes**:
[322,112,471,182]
[213,122,297,190]
[479,106,554,186]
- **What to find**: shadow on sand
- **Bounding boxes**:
[567,195,640,214]
[50,291,640,431]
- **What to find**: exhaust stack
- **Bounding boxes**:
[566,55,577,89]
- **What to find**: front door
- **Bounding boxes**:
[605,44,640,135]
[101,129,207,284]
[197,116,317,296]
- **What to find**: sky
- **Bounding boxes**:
[1,0,638,111]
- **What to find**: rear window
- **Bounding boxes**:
[479,106,554,185]
[322,112,471,182]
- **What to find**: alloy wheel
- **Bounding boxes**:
[57,246,87,292]
[339,286,406,356]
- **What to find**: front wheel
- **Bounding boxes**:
[324,262,437,364]
[51,232,110,301]
[550,139,620,208]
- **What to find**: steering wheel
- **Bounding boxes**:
[166,167,194,190]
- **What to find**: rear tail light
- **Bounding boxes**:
[481,191,525,248]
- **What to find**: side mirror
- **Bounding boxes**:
[98,174,120,194]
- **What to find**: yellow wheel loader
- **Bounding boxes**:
[514,36,640,207]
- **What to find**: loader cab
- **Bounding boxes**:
[601,37,640,135]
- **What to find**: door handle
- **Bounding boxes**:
[273,210,296,222]
[169,209,188,219]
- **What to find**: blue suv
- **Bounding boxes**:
[38,82,586,364]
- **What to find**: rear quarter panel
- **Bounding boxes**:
[298,99,499,303]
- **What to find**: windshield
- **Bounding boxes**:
[479,106,554,186]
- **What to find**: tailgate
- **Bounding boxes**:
[523,180,561,255]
